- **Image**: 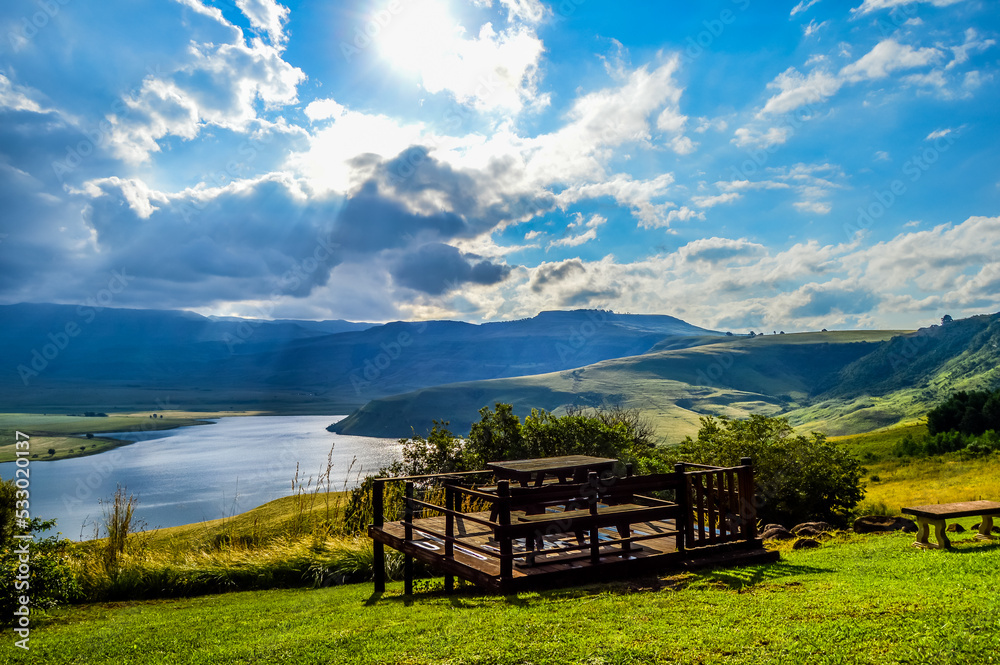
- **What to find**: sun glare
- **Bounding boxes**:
[375,0,461,75]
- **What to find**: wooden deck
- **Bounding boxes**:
[371,511,775,593]
[368,460,780,594]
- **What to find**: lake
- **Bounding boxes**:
[0,415,401,539]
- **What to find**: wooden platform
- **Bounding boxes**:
[371,511,777,593]
[369,460,779,594]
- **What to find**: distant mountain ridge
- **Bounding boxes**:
[0,303,720,413]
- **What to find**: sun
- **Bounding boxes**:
[374,0,461,76]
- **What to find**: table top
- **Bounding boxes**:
[486,455,617,475]
[902,500,1000,519]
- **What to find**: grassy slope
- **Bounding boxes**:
[21,532,1000,664]
[334,330,905,441]
[142,491,348,551]
[831,424,1000,511]
[0,411,259,463]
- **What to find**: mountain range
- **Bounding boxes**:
[3,303,998,441]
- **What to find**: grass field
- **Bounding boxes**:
[0,411,261,462]
[15,530,1000,664]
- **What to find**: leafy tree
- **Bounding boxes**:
[941,314,953,324]
[927,390,994,435]
[665,415,865,526]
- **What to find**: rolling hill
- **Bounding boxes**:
[333,315,1000,440]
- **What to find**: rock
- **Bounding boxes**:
[853,516,918,534]
[792,521,835,534]
[946,523,966,533]
[761,526,794,540]
[792,538,820,550]
[971,523,1000,534]
[762,524,785,533]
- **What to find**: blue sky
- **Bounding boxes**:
[1,0,998,331]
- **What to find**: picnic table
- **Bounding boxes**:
[486,454,618,487]
[901,500,1000,549]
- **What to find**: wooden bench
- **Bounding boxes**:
[901,500,1000,549]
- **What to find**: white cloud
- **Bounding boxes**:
[790,0,823,16]
[874,150,891,161]
[691,192,741,208]
[803,20,827,37]
[304,98,346,122]
[732,125,792,148]
[106,36,305,163]
[0,74,47,113]
[548,214,606,249]
[839,39,942,81]
[850,0,964,18]
[236,0,290,47]
[793,200,832,214]
[947,28,996,70]
[375,0,546,113]
[757,68,842,117]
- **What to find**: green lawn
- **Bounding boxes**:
[16,531,1000,664]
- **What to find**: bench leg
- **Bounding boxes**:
[914,517,950,549]
[616,523,631,553]
[976,516,996,541]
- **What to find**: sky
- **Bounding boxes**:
[0,0,998,332]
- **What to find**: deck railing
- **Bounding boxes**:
[370,458,758,594]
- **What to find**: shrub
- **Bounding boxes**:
[665,415,865,527]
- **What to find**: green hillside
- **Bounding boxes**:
[333,330,904,439]
[334,318,1000,440]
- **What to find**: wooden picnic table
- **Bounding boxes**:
[486,454,618,487]
[901,500,1000,549]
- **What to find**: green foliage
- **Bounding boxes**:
[927,389,1000,436]
[893,429,1000,457]
[342,403,656,534]
[666,414,865,526]
[1,518,83,623]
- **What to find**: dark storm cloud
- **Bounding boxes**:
[530,259,585,293]
[390,243,511,295]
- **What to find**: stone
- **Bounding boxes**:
[792,521,836,534]
[946,523,966,533]
[853,515,918,534]
[792,526,825,538]
[762,524,785,533]
[761,526,794,540]
[971,523,1000,534]
[792,538,820,550]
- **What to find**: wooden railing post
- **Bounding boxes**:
[674,463,686,553]
[588,471,600,564]
[497,481,513,582]
[740,457,756,541]
[444,484,455,593]
[404,481,414,595]
[372,478,385,593]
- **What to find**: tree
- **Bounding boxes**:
[941,314,953,324]
[665,415,865,526]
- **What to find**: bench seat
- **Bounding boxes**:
[901,500,1000,549]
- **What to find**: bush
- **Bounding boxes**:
[665,415,865,527]
[0,513,82,623]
